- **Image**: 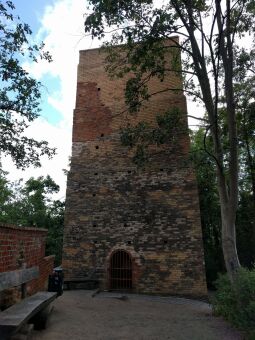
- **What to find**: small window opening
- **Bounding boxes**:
[95,145,99,149]
[127,241,131,245]
[98,87,101,91]
[164,240,168,244]
[94,173,98,176]
[101,133,104,137]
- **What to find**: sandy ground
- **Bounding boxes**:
[32,290,243,340]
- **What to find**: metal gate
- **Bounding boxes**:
[110,250,132,290]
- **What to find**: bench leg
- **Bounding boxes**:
[30,304,53,330]
[10,324,34,340]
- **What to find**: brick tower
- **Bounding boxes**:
[62,42,207,297]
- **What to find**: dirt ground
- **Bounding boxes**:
[32,290,243,340]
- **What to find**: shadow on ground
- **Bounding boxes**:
[32,290,243,340]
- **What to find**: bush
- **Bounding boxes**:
[212,267,255,336]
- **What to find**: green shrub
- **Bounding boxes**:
[212,267,255,335]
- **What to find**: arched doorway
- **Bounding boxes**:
[109,250,132,290]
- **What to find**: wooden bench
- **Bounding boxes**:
[0,267,57,340]
[64,277,99,290]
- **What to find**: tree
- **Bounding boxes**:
[0,0,55,168]
[236,77,255,267]
[17,175,60,228]
[191,125,255,287]
[45,199,65,265]
[190,128,224,287]
[84,0,255,281]
[0,173,64,265]
[0,167,13,219]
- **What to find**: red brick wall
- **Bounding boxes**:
[63,42,208,298]
[0,224,55,307]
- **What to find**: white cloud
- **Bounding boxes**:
[2,118,70,199]
[25,0,99,124]
[2,0,100,199]
[2,0,206,198]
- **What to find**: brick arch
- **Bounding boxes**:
[104,243,142,292]
[109,249,132,290]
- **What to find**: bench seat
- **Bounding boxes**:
[64,277,99,290]
[0,291,57,339]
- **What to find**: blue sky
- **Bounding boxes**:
[12,0,64,125]
[12,1,50,31]
[4,0,203,199]
[3,0,99,199]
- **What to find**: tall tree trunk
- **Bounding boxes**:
[172,0,241,282]
[216,164,241,282]
[220,198,240,281]
[215,0,241,281]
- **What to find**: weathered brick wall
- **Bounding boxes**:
[0,224,54,308]
[63,40,207,298]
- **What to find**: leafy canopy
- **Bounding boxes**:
[0,0,55,169]
[0,171,64,265]
[85,1,254,103]
[84,0,255,280]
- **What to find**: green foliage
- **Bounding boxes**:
[45,200,65,266]
[190,128,225,286]
[236,192,255,268]
[0,0,55,168]
[0,171,64,265]
[191,125,255,286]
[0,168,13,219]
[85,0,255,280]
[85,0,254,113]
[120,107,184,166]
[238,99,255,196]
[18,175,60,228]
[212,268,255,334]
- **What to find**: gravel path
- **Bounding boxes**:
[32,290,243,340]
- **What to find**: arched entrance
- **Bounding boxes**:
[109,250,132,290]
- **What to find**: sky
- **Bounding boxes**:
[2,0,102,199]
[2,0,204,200]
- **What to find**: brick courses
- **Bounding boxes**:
[63,41,207,298]
[0,224,54,308]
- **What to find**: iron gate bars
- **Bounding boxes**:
[110,250,132,290]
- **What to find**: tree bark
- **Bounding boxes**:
[175,0,242,281]
[219,193,240,281]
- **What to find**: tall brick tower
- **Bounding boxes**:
[62,41,207,297]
